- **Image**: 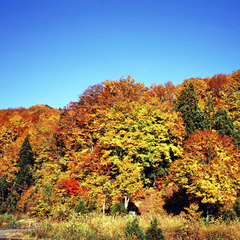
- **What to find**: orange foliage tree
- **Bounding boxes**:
[168,130,240,216]
[54,76,185,212]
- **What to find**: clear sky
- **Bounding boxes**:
[1,0,240,109]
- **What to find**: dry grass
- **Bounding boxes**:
[3,213,240,239]
[1,231,34,239]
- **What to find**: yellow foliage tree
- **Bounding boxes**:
[168,130,240,215]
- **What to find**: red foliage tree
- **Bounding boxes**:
[208,74,228,98]
[61,178,85,197]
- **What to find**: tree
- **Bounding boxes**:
[112,158,143,209]
[168,130,240,218]
[193,106,205,131]
[145,217,165,240]
[211,107,235,140]
[61,77,185,212]
[0,174,8,210]
[202,95,240,147]
[61,178,85,197]
[208,74,229,99]
[203,94,215,130]
[126,217,144,240]
[74,198,88,214]
[110,201,127,215]
[99,95,185,186]
[233,197,240,218]
[176,81,204,136]
[149,81,176,108]
[14,136,34,189]
[225,70,240,125]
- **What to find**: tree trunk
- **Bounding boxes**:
[103,196,105,216]
[124,193,130,210]
[206,204,210,223]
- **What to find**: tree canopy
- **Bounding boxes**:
[0,70,240,218]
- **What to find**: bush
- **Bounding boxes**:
[233,197,240,217]
[110,201,127,216]
[223,210,237,222]
[145,216,165,240]
[126,217,144,240]
[74,199,88,214]
[0,204,6,214]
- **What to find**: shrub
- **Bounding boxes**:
[74,198,88,214]
[233,197,240,217]
[223,210,237,222]
[126,217,144,240]
[0,205,6,214]
[145,216,165,240]
[110,201,127,216]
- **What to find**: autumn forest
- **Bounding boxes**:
[1,69,240,221]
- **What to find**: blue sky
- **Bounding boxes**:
[1,0,240,109]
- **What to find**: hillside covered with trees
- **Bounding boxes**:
[1,69,240,221]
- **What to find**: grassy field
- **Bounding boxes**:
[1,212,240,239]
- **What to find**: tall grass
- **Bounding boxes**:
[4,213,240,239]
[0,213,17,229]
[29,213,130,239]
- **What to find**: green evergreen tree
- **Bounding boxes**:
[203,96,240,147]
[203,94,215,130]
[223,210,237,222]
[193,106,205,131]
[110,201,127,216]
[14,136,34,189]
[74,198,88,214]
[233,125,240,149]
[233,197,240,218]
[0,174,8,213]
[126,217,144,240]
[176,82,205,136]
[145,217,165,240]
[211,108,235,139]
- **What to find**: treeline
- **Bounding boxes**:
[1,70,240,219]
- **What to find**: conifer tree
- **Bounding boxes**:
[74,198,88,214]
[203,96,239,147]
[203,94,215,130]
[211,107,235,139]
[233,125,240,149]
[176,82,205,136]
[145,217,165,240]
[193,106,205,131]
[126,217,144,240]
[110,201,128,216]
[233,197,240,217]
[0,174,8,209]
[14,136,34,189]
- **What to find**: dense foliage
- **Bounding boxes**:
[1,70,240,220]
